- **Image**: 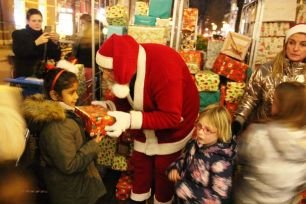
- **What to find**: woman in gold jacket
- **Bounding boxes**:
[233,24,306,135]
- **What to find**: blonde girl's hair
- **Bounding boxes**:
[199,104,232,143]
[272,81,306,128]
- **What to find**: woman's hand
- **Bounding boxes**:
[35,32,50,46]
[168,169,181,183]
[48,32,60,44]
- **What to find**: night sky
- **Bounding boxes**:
[190,0,232,30]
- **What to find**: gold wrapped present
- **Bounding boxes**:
[135,1,148,16]
[128,26,166,44]
[225,82,246,102]
[106,4,129,26]
[179,50,203,74]
[182,8,198,32]
[180,30,196,50]
[195,70,220,92]
[221,32,252,61]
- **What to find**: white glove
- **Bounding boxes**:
[91,100,116,111]
[105,111,131,137]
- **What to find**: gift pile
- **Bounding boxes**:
[180,8,199,50]
[75,105,115,136]
[105,0,173,44]
[179,31,252,117]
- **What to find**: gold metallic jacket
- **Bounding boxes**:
[235,60,305,125]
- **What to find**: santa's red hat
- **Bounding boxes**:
[96,34,139,98]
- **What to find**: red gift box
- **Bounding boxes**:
[75,105,115,136]
[116,175,133,200]
[212,54,248,82]
[225,102,239,119]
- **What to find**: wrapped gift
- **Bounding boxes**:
[107,26,127,38]
[255,37,284,64]
[212,54,248,82]
[180,30,196,50]
[148,0,173,19]
[156,18,171,40]
[106,5,129,26]
[75,105,115,136]
[225,82,246,103]
[260,22,290,37]
[296,3,306,23]
[225,102,239,119]
[116,175,133,200]
[205,40,224,69]
[97,136,117,167]
[199,91,220,111]
[128,26,166,44]
[221,32,252,61]
[101,69,116,100]
[182,8,198,32]
[134,15,156,26]
[179,50,203,74]
[75,64,86,98]
[112,154,128,171]
[195,70,220,92]
[135,1,148,16]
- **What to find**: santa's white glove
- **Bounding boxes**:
[105,111,131,137]
[91,100,116,111]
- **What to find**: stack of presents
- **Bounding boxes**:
[178,11,252,118]
[106,0,173,44]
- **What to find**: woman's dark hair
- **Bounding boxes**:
[43,68,78,99]
[26,8,42,20]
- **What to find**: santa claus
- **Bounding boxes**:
[96,34,199,204]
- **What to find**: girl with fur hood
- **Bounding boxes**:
[22,68,106,204]
[234,81,306,204]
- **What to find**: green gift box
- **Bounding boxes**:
[199,91,220,111]
[107,26,127,38]
[134,15,156,26]
[148,0,173,19]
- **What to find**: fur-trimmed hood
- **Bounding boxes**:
[22,94,66,132]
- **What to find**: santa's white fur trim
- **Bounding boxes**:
[131,189,151,201]
[130,111,142,129]
[134,128,194,155]
[96,51,113,69]
[111,83,129,98]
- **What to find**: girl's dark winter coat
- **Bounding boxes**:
[12,25,61,77]
[22,94,106,204]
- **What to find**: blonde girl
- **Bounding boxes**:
[168,104,234,204]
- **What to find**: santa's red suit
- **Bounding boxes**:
[96,34,199,204]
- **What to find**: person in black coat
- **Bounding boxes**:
[12,8,61,78]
